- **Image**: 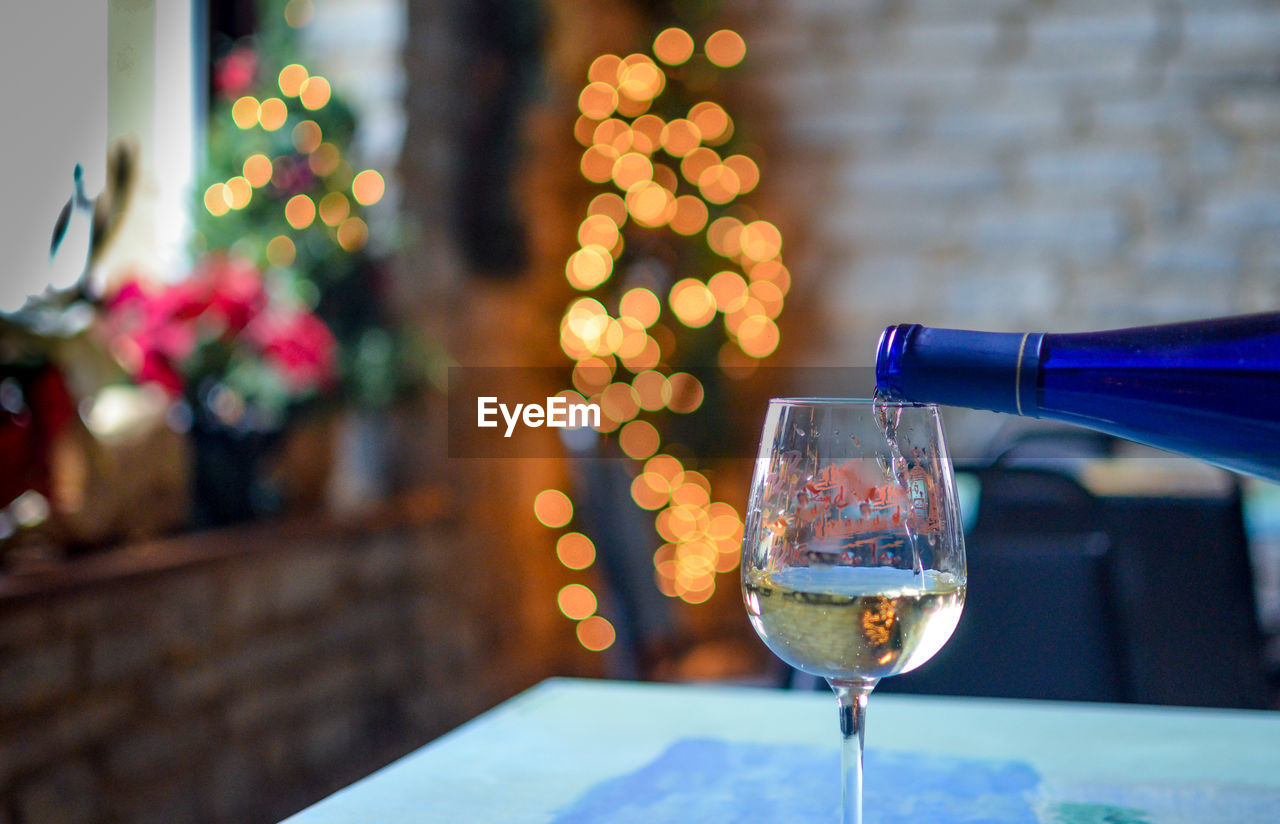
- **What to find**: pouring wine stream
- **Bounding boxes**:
[872,389,925,582]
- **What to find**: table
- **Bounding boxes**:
[283,677,1280,823]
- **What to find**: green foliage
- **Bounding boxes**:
[195,2,405,410]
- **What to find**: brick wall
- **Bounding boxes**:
[725,0,1280,360]
[0,502,566,824]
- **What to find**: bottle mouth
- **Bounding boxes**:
[874,323,1044,415]
[875,324,919,399]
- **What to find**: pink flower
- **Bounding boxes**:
[100,257,338,403]
[214,46,257,100]
[133,349,186,398]
[196,255,267,333]
[249,310,338,393]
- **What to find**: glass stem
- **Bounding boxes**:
[830,678,876,824]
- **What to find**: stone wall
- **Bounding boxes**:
[0,499,570,824]
[724,0,1280,360]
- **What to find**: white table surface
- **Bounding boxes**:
[283,677,1280,824]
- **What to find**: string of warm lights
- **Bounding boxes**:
[537,27,793,653]
[201,59,385,268]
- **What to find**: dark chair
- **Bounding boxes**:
[1101,489,1272,708]
[963,464,1270,708]
[879,531,1127,702]
[968,466,1105,537]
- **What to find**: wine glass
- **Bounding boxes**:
[741,398,967,824]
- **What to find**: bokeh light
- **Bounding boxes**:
[574,115,599,146]
[285,194,316,229]
[600,381,641,425]
[557,584,598,620]
[625,181,675,228]
[680,147,719,185]
[739,220,783,262]
[666,372,705,413]
[572,357,614,396]
[724,155,759,193]
[556,532,596,570]
[709,271,748,312]
[615,89,651,118]
[588,54,623,84]
[265,235,296,268]
[673,476,710,506]
[619,287,661,328]
[618,56,665,102]
[654,27,695,65]
[534,489,573,528]
[659,119,701,157]
[669,278,716,328]
[284,0,314,28]
[204,183,231,216]
[337,217,369,252]
[632,370,670,411]
[631,127,656,156]
[561,310,607,360]
[293,120,322,154]
[749,280,785,317]
[749,259,792,295]
[621,336,661,372]
[669,195,709,236]
[735,315,780,359]
[566,245,614,290]
[299,75,331,110]
[632,114,665,149]
[225,176,252,209]
[232,96,260,129]
[319,191,350,226]
[707,216,743,257]
[677,574,716,604]
[243,154,273,188]
[689,102,731,145]
[654,454,689,483]
[578,214,620,249]
[352,170,386,206]
[580,145,620,183]
[705,29,747,68]
[309,142,341,176]
[564,299,607,335]
[631,472,670,510]
[698,164,741,204]
[258,97,288,131]
[612,152,653,191]
[588,193,627,226]
[579,81,618,119]
[576,615,616,651]
[593,119,630,152]
[614,318,646,359]
[279,63,309,97]
[619,420,661,460]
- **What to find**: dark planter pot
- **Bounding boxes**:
[189,414,282,529]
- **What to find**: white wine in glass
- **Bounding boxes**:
[741,398,967,824]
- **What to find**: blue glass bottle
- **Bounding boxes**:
[875,313,1280,482]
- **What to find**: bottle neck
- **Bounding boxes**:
[876,324,1045,416]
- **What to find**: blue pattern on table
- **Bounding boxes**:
[551,737,1043,823]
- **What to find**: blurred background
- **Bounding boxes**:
[2,0,1279,821]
